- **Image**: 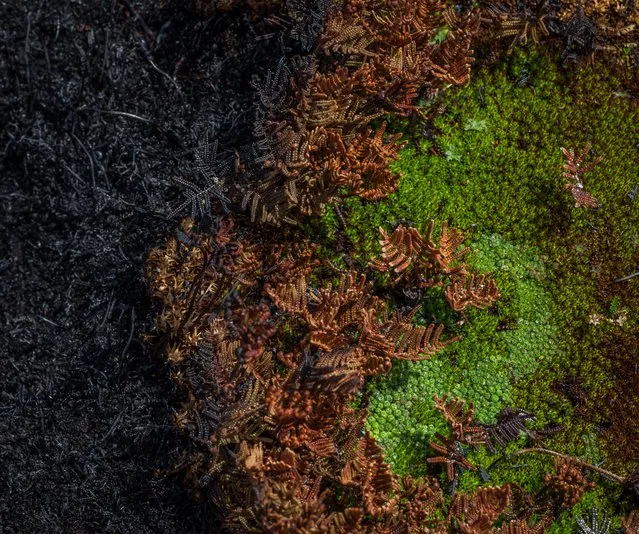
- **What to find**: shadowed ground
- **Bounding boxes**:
[0,1,275,531]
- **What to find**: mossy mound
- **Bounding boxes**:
[366,234,557,474]
[316,49,638,520]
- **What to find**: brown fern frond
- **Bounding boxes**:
[321,13,376,57]
[433,394,486,446]
[387,41,420,74]
[425,219,470,277]
[266,385,337,454]
[263,448,300,480]
[305,68,383,127]
[369,224,425,279]
[488,0,554,48]
[427,433,476,481]
[434,394,475,427]
[429,12,479,86]
[341,432,400,517]
[268,274,310,315]
[448,485,513,533]
[400,474,444,526]
[494,516,552,534]
[362,354,393,376]
[544,457,595,508]
[560,143,602,208]
[444,273,500,312]
[341,122,404,200]
[264,243,318,310]
[327,507,366,533]
[358,313,395,360]
[230,302,278,366]
[308,328,351,353]
[306,436,338,457]
[249,478,331,533]
[366,0,442,48]
[370,220,483,294]
[561,143,601,178]
[382,319,457,360]
[242,186,294,225]
[306,347,366,395]
[565,184,599,208]
[236,440,266,482]
[305,271,382,350]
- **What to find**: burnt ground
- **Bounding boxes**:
[0,1,287,531]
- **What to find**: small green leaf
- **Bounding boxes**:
[609,295,620,316]
[430,26,449,45]
[464,118,488,132]
[444,144,462,162]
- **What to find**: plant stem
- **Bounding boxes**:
[512,447,625,484]
[614,271,639,282]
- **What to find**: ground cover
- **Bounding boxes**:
[315,49,639,525]
[4,0,638,529]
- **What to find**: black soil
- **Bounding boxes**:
[0,1,286,531]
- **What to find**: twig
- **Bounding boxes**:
[72,134,96,188]
[512,447,625,483]
[614,271,639,282]
[146,52,184,96]
[100,289,115,328]
[24,12,32,93]
[38,316,61,327]
[89,109,153,123]
[120,306,136,360]
[118,0,182,95]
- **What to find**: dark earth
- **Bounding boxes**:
[0,1,291,531]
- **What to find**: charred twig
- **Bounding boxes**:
[118,0,155,45]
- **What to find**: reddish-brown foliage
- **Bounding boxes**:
[544,457,596,509]
[234,0,480,225]
[561,143,602,208]
[145,216,569,531]
[370,221,500,312]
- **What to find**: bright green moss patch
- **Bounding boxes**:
[346,48,639,521]
[334,49,638,263]
[366,234,556,473]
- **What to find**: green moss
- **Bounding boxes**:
[348,48,639,523]
[547,487,624,533]
[366,235,556,473]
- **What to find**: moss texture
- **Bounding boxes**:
[317,49,639,521]
[366,234,557,473]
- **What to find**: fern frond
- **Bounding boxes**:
[369,224,425,278]
[425,219,470,275]
[382,318,457,360]
[321,14,375,57]
[561,143,601,208]
[576,508,611,534]
[448,485,512,531]
[169,139,231,219]
[444,273,500,312]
